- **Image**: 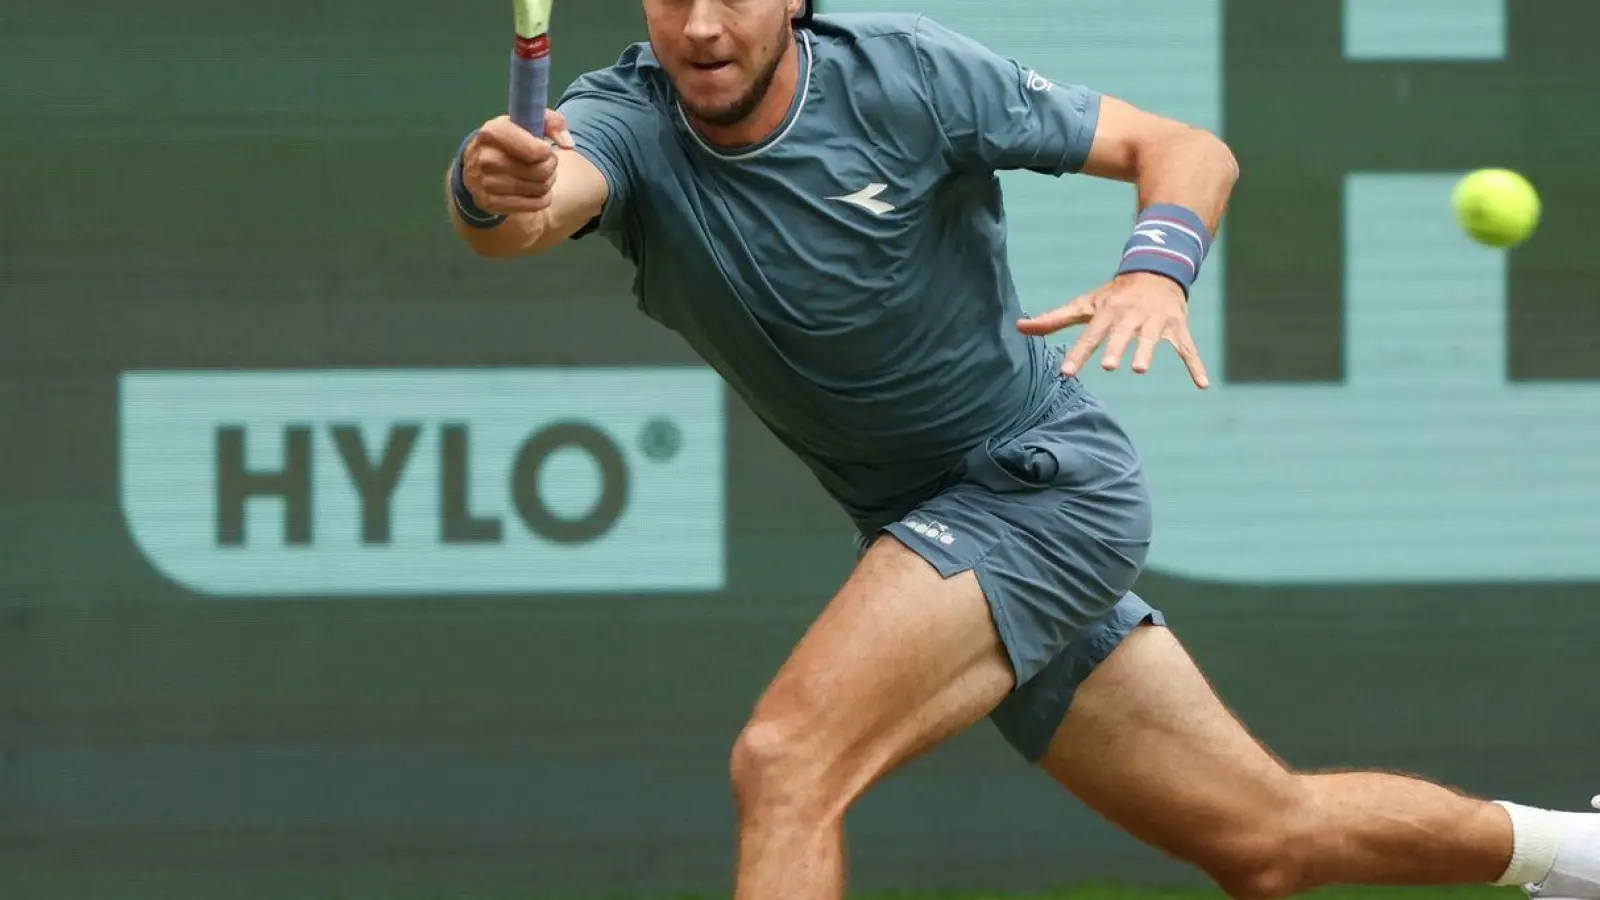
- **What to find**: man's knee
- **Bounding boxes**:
[1184,776,1324,900]
[729,710,832,820]
[729,717,790,806]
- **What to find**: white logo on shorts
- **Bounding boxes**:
[902,517,956,546]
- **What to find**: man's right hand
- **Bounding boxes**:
[461,111,576,216]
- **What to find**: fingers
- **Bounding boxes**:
[1130,317,1164,375]
[1042,283,1212,389]
[465,116,562,215]
[478,173,552,200]
[467,166,555,214]
[1111,318,1210,388]
[479,152,558,186]
[1097,316,1142,372]
[1171,329,1211,389]
[1062,313,1115,377]
[478,115,554,163]
[545,109,575,150]
[1016,293,1095,336]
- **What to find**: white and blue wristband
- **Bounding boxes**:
[1115,204,1213,298]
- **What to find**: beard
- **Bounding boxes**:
[674,26,792,129]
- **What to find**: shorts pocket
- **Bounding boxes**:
[981,434,1102,494]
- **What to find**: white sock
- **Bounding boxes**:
[1495,801,1563,887]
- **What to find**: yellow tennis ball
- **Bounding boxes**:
[1452,169,1540,248]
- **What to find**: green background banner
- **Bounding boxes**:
[3,1,1597,897]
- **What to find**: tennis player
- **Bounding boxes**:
[444,3,1599,898]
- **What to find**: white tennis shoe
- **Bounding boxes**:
[1523,796,1600,900]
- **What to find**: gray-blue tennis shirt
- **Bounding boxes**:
[555,13,1102,532]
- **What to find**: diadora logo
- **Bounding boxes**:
[902,517,956,547]
[118,367,726,597]
[828,183,895,216]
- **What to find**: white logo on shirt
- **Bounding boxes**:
[828,183,895,216]
[1025,69,1053,93]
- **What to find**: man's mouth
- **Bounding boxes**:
[689,60,733,73]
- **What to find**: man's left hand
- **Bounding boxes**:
[1017,272,1211,390]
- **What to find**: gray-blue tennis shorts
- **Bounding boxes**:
[861,374,1165,762]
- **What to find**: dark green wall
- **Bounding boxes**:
[3,2,1597,898]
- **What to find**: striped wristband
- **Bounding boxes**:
[450,130,508,230]
[1116,204,1213,298]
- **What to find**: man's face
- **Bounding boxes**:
[644,0,797,128]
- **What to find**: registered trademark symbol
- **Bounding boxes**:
[638,418,681,462]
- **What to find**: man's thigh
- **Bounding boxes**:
[1037,625,1300,865]
[739,533,1015,797]
[862,377,1161,761]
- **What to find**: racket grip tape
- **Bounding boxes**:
[510,34,551,138]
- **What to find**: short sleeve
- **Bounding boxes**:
[912,16,1102,176]
[554,60,658,237]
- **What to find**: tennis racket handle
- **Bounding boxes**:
[509,34,551,138]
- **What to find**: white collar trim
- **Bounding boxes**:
[677,30,812,162]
